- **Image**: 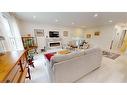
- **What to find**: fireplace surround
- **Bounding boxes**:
[46,38,62,49]
[50,42,60,47]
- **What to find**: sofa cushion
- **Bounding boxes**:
[45,53,54,61]
[57,49,71,55]
[51,50,85,63]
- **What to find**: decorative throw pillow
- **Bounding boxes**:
[44,53,54,61]
[57,50,70,54]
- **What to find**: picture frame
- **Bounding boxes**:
[94,31,100,36]
[86,34,92,38]
[34,29,44,37]
[63,31,68,37]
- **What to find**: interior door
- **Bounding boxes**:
[36,37,46,50]
[118,30,126,48]
[120,30,127,52]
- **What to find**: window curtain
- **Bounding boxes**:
[0,12,24,51]
[9,14,24,50]
[0,13,12,51]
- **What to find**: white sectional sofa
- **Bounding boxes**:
[45,47,102,83]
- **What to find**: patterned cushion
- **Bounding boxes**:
[57,50,70,54]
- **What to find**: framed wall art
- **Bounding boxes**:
[94,31,100,36]
[63,31,68,37]
[34,29,44,37]
[86,34,92,38]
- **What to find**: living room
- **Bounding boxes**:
[16,12,114,51]
[1,12,127,83]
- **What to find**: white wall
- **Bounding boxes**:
[83,25,115,50]
[69,25,115,50]
[18,20,74,37]
[71,28,84,39]
[17,19,116,50]
[17,20,77,49]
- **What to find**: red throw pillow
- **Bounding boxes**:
[45,53,54,61]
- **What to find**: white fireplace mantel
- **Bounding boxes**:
[46,38,62,49]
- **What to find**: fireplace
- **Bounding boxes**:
[50,42,60,47]
[46,38,62,49]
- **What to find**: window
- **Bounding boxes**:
[0,36,6,53]
[0,13,23,51]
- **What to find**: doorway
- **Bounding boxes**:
[118,30,126,48]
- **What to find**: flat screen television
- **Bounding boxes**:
[49,31,59,37]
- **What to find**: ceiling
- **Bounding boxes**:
[14,12,127,28]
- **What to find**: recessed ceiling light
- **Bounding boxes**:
[94,13,98,17]
[108,20,113,22]
[55,19,58,22]
[72,22,74,25]
[33,16,36,19]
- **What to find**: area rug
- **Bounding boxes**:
[103,51,120,60]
